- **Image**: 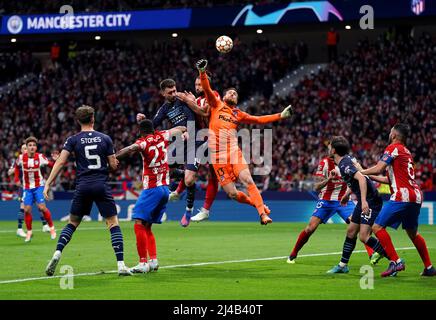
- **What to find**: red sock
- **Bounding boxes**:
[291,230,311,256]
[24,212,32,231]
[364,244,374,258]
[412,234,432,268]
[176,179,186,194]
[144,225,157,260]
[134,224,148,263]
[236,191,254,206]
[41,209,54,228]
[375,229,399,262]
[203,168,218,210]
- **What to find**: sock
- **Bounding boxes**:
[145,225,157,260]
[40,208,54,228]
[246,183,265,215]
[186,184,195,211]
[412,234,432,268]
[364,244,374,258]
[236,191,255,206]
[134,224,148,263]
[24,212,32,231]
[176,179,186,194]
[340,236,357,265]
[39,212,47,226]
[17,208,24,229]
[365,236,388,259]
[110,225,124,262]
[375,228,399,262]
[203,169,219,210]
[291,230,311,257]
[56,223,76,252]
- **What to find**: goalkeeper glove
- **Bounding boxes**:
[280,104,293,119]
[196,59,208,73]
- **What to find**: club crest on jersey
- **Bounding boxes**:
[35,160,39,165]
[232,109,239,117]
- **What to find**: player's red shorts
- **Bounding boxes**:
[211,148,248,186]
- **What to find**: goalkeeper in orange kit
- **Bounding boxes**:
[196,59,293,225]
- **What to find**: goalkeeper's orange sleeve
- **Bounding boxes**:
[200,72,219,108]
[238,111,281,125]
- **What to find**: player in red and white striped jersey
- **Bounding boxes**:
[361,123,435,277]
[170,74,221,222]
[287,155,358,264]
[15,137,57,242]
[116,120,187,273]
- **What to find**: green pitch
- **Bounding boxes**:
[0,221,435,300]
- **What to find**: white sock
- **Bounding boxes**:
[117,261,126,269]
[339,262,347,268]
[200,208,209,214]
[396,258,401,263]
[186,207,193,212]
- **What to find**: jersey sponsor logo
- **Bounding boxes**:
[219,114,239,124]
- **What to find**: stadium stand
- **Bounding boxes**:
[0,32,434,193]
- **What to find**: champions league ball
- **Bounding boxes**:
[215,35,233,53]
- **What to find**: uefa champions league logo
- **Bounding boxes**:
[7,15,24,34]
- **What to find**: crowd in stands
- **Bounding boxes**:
[0,31,434,194]
[0,37,306,193]
[0,51,41,86]
[0,0,301,14]
[246,32,435,192]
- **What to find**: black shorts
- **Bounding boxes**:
[70,182,117,218]
[351,198,383,226]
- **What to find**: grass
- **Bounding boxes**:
[0,221,435,300]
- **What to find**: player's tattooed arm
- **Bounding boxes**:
[177,91,210,117]
[361,161,388,176]
[116,144,140,160]
[313,175,331,192]
[368,175,389,184]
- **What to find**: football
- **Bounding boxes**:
[215,35,233,53]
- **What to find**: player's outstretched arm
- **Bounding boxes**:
[361,161,388,176]
[116,144,140,160]
[196,59,219,109]
[239,105,293,125]
[43,150,70,200]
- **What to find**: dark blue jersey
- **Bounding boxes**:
[338,155,380,203]
[153,99,196,129]
[63,131,115,184]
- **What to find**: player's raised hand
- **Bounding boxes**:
[196,59,208,73]
[136,113,146,123]
[185,91,196,101]
[280,104,294,119]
